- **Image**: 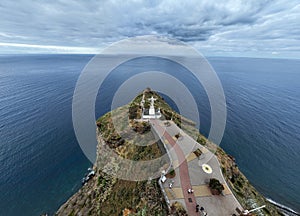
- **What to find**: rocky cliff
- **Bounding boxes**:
[56,89,283,216]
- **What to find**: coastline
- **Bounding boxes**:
[55,90,298,215]
[267,198,300,216]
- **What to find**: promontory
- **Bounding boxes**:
[56,89,284,216]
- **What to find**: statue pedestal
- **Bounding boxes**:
[149,106,155,115]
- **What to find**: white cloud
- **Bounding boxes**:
[0,0,299,57]
[0,42,100,54]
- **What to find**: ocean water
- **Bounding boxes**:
[0,55,92,216]
[0,55,299,215]
[211,57,300,213]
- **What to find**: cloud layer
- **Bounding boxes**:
[0,0,299,57]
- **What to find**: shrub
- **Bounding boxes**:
[198,137,206,145]
[209,178,224,195]
[166,169,176,178]
[193,148,202,157]
[128,105,138,119]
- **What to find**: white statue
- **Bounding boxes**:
[148,96,157,115]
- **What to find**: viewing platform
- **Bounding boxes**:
[150,119,244,216]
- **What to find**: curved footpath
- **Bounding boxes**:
[151,119,243,216]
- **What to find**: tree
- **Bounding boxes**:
[209,178,224,195]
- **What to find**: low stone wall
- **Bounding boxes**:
[150,121,173,210]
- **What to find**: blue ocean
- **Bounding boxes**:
[0,55,299,215]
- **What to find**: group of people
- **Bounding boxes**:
[196,205,207,215]
[187,187,207,215]
[170,184,208,215]
[187,188,194,193]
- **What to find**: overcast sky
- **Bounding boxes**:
[0,0,299,58]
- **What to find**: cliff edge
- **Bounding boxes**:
[56,89,284,216]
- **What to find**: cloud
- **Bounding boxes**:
[0,0,299,57]
[0,42,99,53]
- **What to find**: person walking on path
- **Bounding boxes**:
[196,204,199,212]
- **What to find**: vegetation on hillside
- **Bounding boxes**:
[57,88,283,216]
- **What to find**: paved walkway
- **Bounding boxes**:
[153,120,198,215]
[151,119,243,216]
